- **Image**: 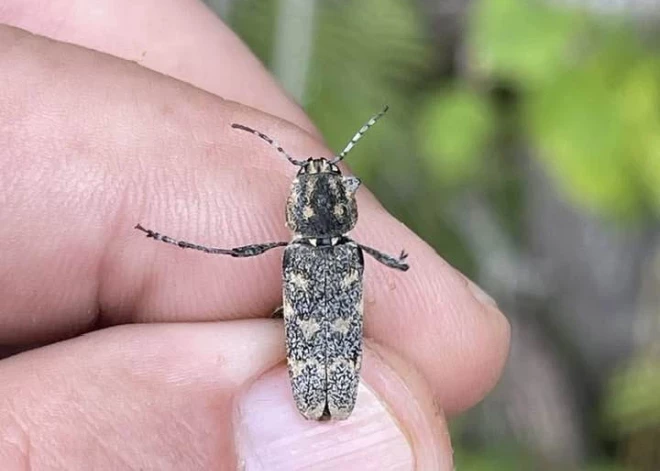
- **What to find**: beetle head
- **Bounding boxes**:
[286,158,361,238]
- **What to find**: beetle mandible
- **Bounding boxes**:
[135,106,409,420]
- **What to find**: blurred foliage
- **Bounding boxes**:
[454,446,543,471]
[605,358,660,434]
[454,446,629,471]
[224,0,660,469]
[418,85,495,185]
[434,0,660,219]
[231,0,431,178]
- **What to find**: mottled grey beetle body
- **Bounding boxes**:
[281,157,367,419]
[135,107,408,420]
[283,237,364,419]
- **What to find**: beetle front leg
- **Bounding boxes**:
[135,224,287,257]
[357,243,409,271]
[227,242,289,257]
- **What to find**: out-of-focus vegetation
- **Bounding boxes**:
[467,0,660,218]
[208,0,660,468]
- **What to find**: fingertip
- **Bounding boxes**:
[452,276,511,412]
[356,214,511,415]
[234,343,454,470]
[235,365,408,470]
[362,342,454,470]
[0,320,287,469]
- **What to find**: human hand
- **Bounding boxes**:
[0,2,510,469]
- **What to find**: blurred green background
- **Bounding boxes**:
[207,0,660,469]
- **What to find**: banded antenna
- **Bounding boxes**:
[330,106,389,164]
[231,123,306,166]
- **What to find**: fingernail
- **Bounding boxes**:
[465,277,498,308]
[234,366,414,470]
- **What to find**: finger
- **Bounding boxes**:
[0,322,453,470]
[0,0,316,135]
[235,342,453,470]
[0,27,509,414]
[0,320,284,470]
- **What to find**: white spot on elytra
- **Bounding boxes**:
[328,358,355,373]
[331,318,352,335]
[298,318,321,340]
[282,298,294,319]
[288,358,322,378]
[289,272,308,289]
[341,270,359,288]
[288,359,304,377]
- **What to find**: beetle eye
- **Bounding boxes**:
[343,176,361,195]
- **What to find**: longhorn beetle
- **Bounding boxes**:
[135,106,409,420]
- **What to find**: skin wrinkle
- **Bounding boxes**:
[133,110,288,318]
[361,343,447,469]
[95,168,141,329]
[3,380,77,470]
[0,410,31,470]
[0,321,287,469]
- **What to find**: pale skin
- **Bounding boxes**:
[0,1,510,469]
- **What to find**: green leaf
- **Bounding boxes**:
[470,0,581,87]
[417,88,494,185]
[617,59,660,214]
[639,136,660,213]
[604,358,660,435]
[527,57,642,216]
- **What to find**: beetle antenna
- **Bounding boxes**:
[331,106,389,164]
[231,123,305,166]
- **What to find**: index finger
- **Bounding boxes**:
[0,26,509,414]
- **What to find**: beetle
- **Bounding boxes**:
[135,107,409,420]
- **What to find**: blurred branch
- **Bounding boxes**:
[272,0,318,103]
[448,193,547,303]
[448,188,589,465]
[634,242,660,349]
[607,245,660,470]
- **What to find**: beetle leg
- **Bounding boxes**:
[357,243,409,271]
[135,224,287,257]
[271,306,284,318]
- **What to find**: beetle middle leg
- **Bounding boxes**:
[357,243,409,271]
